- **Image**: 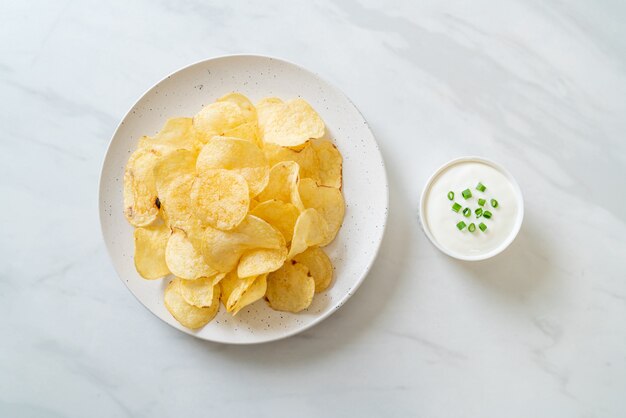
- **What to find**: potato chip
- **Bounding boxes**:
[193,101,249,143]
[158,174,195,229]
[218,93,256,122]
[250,200,299,243]
[238,246,287,278]
[190,169,249,230]
[139,117,201,154]
[287,208,327,259]
[258,98,324,147]
[201,215,284,272]
[164,278,220,329]
[309,139,342,188]
[178,274,224,308]
[154,152,196,229]
[222,122,259,145]
[165,229,217,280]
[218,93,260,144]
[262,143,320,184]
[219,270,243,308]
[266,261,315,312]
[256,161,303,209]
[219,271,264,313]
[154,149,196,196]
[257,97,283,109]
[249,198,260,211]
[231,274,267,315]
[124,147,162,227]
[298,178,345,246]
[196,137,269,197]
[294,247,333,293]
[134,223,171,279]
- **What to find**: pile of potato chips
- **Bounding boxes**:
[123,93,344,329]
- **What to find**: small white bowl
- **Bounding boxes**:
[419,156,524,261]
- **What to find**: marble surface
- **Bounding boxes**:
[1,0,625,416]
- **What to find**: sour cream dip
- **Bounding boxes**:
[419,157,524,261]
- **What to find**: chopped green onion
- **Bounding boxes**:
[483,211,492,219]
[462,207,471,217]
[468,223,476,232]
[452,203,462,213]
[456,221,467,230]
[490,199,498,208]
[462,189,472,199]
[476,182,486,192]
[447,191,454,200]
[475,208,483,218]
[478,198,486,207]
[479,222,487,232]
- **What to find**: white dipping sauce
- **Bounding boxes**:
[423,161,520,258]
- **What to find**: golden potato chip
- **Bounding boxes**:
[193,101,249,143]
[190,169,249,230]
[219,271,260,312]
[178,275,224,308]
[218,92,256,121]
[256,161,303,210]
[158,174,195,229]
[257,97,283,108]
[266,261,315,312]
[249,198,260,211]
[219,270,242,308]
[139,117,201,154]
[258,98,324,147]
[222,122,259,145]
[231,274,267,315]
[201,215,284,272]
[238,245,287,278]
[250,200,299,243]
[123,147,161,227]
[298,178,345,246]
[164,278,219,329]
[165,229,217,280]
[196,137,269,197]
[218,93,260,144]
[262,143,320,183]
[294,247,333,293]
[288,208,327,259]
[134,223,171,279]
[309,139,342,188]
[154,149,196,196]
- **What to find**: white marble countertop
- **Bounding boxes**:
[2,1,625,417]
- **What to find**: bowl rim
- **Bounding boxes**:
[98,53,389,344]
[419,156,524,261]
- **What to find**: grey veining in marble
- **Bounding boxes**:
[1,0,625,417]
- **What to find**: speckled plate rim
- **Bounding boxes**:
[98,54,389,344]
[418,156,524,261]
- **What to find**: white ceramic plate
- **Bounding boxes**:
[99,55,388,344]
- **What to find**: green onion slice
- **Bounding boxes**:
[476,182,486,192]
[475,208,483,218]
[462,189,472,199]
[483,211,492,219]
[452,203,462,213]
[478,198,486,207]
[462,207,471,217]
[468,223,476,232]
[479,222,487,232]
[447,191,454,200]
[456,221,467,230]
[491,199,498,208]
